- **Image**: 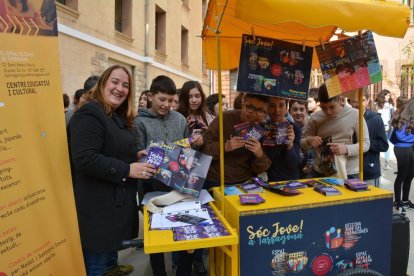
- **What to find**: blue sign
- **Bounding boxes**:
[239,198,392,275]
[237,34,313,101]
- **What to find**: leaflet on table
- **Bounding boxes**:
[141,190,214,205]
[150,208,213,230]
[173,224,230,241]
[143,141,212,197]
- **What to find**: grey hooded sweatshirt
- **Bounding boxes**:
[134,108,190,151]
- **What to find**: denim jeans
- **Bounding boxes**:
[83,248,117,276]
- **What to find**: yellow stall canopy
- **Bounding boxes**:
[202,0,411,70]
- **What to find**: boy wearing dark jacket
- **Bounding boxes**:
[350,90,388,186]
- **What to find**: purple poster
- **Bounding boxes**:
[315,31,382,98]
[237,34,313,101]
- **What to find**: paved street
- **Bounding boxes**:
[119,143,413,276]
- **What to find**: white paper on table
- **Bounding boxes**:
[162,200,201,214]
[141,189,214,206]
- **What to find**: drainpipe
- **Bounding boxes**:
[145,0,150,89]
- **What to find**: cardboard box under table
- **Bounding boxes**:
[213,184,393,276]
[143,202,239,275]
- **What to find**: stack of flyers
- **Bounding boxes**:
[283,181,307,189]
[173,224,230,241]
[314,183,342,196]
[318,177,345,186]
[345,179,368,192]
[239,194,265,205]
[262,121,289,146]
[239,182,264,194]
[234,122,265,141]
[252,177,302,196]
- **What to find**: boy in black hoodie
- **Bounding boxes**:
[350,89,388,186]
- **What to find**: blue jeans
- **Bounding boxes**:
[384,129,392,163]
[82,248,117,276]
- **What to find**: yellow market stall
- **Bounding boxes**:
[198,0,410,275]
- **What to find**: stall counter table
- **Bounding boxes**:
[213,184,393,276]
[143,202,239,276]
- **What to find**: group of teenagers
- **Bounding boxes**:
[66,65,414,276]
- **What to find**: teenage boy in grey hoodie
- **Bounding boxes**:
[134,75,193,276]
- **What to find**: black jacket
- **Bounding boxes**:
[363,110,389,180]
[68,102,139,253]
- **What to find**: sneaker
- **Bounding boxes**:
[171,263,177,276]
[402,200,414,209]
[193,260,208,276]
[104,264,134,276]
[394,201,406,214]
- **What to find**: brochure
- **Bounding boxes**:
[150,208,213,230]
[262,121,289,146]
[234,122,265,141]
[239,194,265,205]
[239,182,264,194]
[173,224,230,241]
[314,184,342,196]
[345,179,368,192]
[144,142,212,197]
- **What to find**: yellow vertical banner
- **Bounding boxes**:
[0,0,85,275]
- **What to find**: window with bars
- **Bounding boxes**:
[114,0,132,36]
[181,26,189,65]
[155,5,166,53]
[115,0,122,32]
[56,0,78,10]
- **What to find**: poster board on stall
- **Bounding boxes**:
[315,31,382,98]
[239,198,392,276]
[237,34,313,101]
[0,0,85,274]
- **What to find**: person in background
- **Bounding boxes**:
[65,88,88,125]
[134,75,194,276]
[171,88,181,110]
[84,75,100,93]
[289,99,308,130]
[63,93,70,113]
[301,84,370,179]
[349,89,388,187]
[307,88,320,115]
[233,92,244,110]
[376,89,395,170]
[138,90,151,111]
[177,81,212,145]
[206,93,228,118]
[202,93,271,187]
[390,98,414,214]
[176,81,214,275]
[68,65,155,275]
[265,97,301,181]
[289,99,314,178]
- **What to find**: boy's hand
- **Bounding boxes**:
[191,134,204,147]
[306,136,323,148]
[286,124,295,150]
[327,143,348,155]
[244,138,263,158]
[225,136,245,152]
